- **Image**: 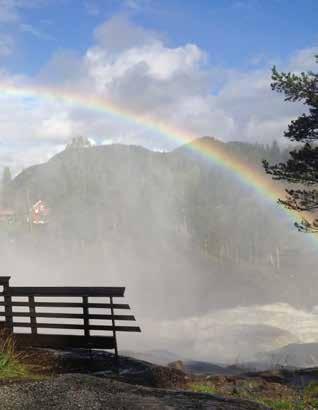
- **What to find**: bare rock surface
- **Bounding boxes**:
[0,373,269,410]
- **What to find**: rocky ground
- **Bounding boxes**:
[0,373,268,410]
[0,349,270,409]
[3,348,318,409]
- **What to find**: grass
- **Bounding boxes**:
[304,381,318,398]
[256,398,304,409]
[188,381,318,410]
[190,383,217,394]
[0,331,29,379]
[302,382,318,409]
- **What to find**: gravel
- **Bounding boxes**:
[0,373,269,409]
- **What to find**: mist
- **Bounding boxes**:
[1,139,318,365]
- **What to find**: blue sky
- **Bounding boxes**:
[0,0,317,171]
[6,0,317,74]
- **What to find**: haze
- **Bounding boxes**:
[0,0,317,366]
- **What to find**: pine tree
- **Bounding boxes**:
[66,136,92,149]
[1,166,12,208]
[269,140,280,162]
[263,55,318,232]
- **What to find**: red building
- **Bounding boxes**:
[30,200,49,224]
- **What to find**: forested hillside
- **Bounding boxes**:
[1,138,317,319]
[5,137,300,265]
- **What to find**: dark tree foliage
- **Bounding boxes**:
[263,55,318,232]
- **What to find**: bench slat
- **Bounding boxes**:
[0,312,136,321]
[13,322,84,330]
[11,322,141,332]
[0,302,130,309]
[8,287,125,297]
[14,334,116,349]
[90,325,141,332]
[89,314,135,321]
[88,303,130,310]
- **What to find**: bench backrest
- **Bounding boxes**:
[0,277,141,360]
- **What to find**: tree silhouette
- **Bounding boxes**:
[263,55,318,232]
[66,136,92,149]
[1,166,12,208]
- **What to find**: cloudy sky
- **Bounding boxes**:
[0,0,317,172]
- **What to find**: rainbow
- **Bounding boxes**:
[0,82,309,228]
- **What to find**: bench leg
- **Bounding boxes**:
[114,346,119,373]
[110,296,120,374]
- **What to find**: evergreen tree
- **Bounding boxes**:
[263,55,318,232]
[66,136,92,149]
[269,140,280,162]
[1,166,12,207]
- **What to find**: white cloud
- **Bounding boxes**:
[85,41,204,90]
[289,47,318,71]
[93,15,159,52]
[36,111,75,140]
[245,116,294,143]
[0,15,317,171]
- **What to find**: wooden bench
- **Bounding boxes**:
[0,276,141,364]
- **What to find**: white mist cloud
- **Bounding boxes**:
[137,303,318,363]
